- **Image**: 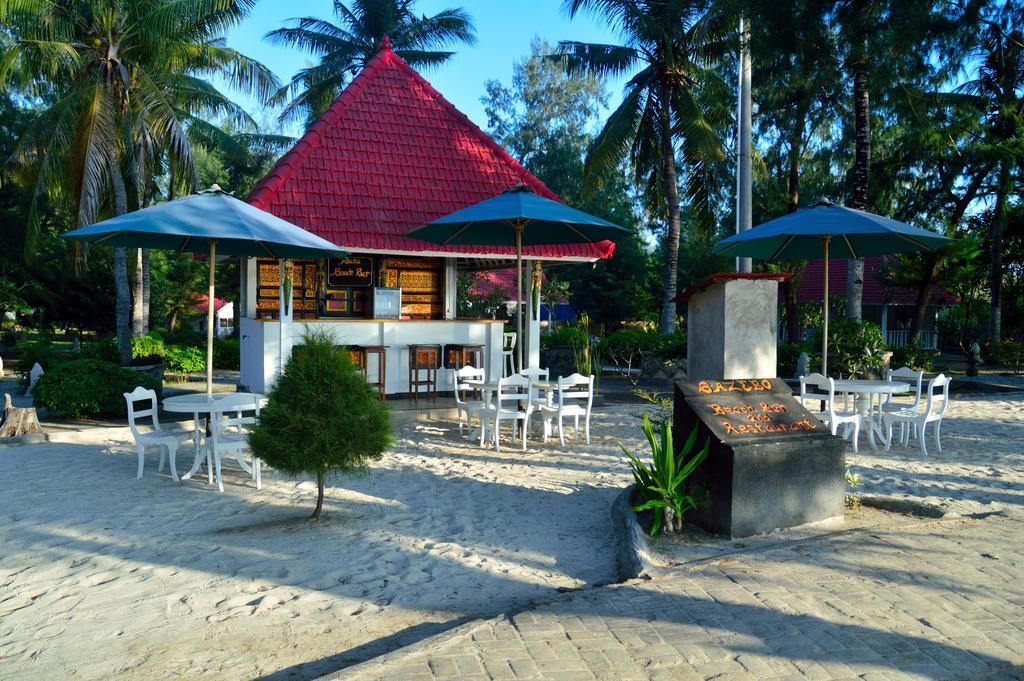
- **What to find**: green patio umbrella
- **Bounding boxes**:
[408,185,627,370]
[713,199,953,376]
[63,186,346,394]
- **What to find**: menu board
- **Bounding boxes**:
[255,259,320,320]
[327,257,374,287]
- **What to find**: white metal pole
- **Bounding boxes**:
[735,15,753,274]
[822,237,830,377]
[206,240,216,396]
[515,225,524,373]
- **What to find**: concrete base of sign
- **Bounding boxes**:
[674,379,845,539]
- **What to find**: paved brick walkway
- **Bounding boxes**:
[336,514,1024,680]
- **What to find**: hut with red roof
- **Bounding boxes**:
[238,39,614,394]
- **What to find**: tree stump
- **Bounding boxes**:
[0,393,42,437]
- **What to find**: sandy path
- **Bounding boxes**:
[0,408,645,680]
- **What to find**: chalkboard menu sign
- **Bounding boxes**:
[327,257,374,288]
[676,378,828,442]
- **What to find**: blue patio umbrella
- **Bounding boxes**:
[408,185,626,369]
[64,186,346,394]
[712,200,953,376]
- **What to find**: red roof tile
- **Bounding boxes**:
[248,43,613,262]
[794,256,956,306]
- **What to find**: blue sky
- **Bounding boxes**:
[223,1,626,133]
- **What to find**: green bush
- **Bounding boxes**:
[213,338,240,370]
[164,345,206,377]
[249,329,393,519]
[162,326,203,346]
[777,341,818,377]
[622,413,709,536]
[34,359,161,419]
[655,329,687,360]
[599,328,686,368]
[80,336,120,364]
[984,338,1024,373]
[131,333,165,363]
[540,323,588,351]
[817,320,888,378]
[891,338,934,372]
[16,340,61,373]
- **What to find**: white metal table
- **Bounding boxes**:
[831,379,910,450]
[162,393,266,482]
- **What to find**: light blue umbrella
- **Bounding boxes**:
[712,200,953,376]
[64,186,346,393]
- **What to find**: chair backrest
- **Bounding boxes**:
[503,332,516,351]
[496,373,531,409]
[211,393,260,439]
[518,367,549,381]
[451,366,485,406]
[798,373,829,408]
[124,386,160,436]
[923,373,951,418]
[556,373,593,410]
[887,366,924,408]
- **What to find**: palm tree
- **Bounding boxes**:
[557,0,729,334]
[267,0,476,126]
[2,0,278,363]
[957,5,1023,342]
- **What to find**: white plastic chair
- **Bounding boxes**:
[798,373,831,410]
[451,366,488,436]
[492,374,532,452]
[800,375,861,452]
[881,366,924,442]
[538,373,594,445]
[124,386,187,481]
[502,332,517,377]
[884,373,950,456]
[208,394,262,492]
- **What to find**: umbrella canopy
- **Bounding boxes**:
[64,186,346,394]
[407,185,627,370]
[713,200,952,260]
[711,200,953,377]
[63,186,346,260]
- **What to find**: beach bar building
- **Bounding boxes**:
[238,40,614,395]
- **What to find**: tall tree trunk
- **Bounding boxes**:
[989,159,1010,342]
[311,469,325,520]
[784,99,808,342]
[132,248,144,337]
[142,249,151,334]
[847,61,869,321]
[659,82,682,335]
[110,167,132,365]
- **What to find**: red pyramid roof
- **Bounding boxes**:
[249,43,614,262]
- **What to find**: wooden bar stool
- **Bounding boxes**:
[444,344,485,370]
[408,344,441,404]
[352,345,388,401]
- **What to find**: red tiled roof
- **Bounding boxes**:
[189,293,232,312]
[248,43,613,262]
[793,256,956,305]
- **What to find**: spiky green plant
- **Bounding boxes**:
[621,412,709,536]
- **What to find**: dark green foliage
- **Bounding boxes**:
[15,340,60,373]
[80,337,120,364]
[131,333,165,364]
[540,324,589,351]
[890,339,935,372]
[777,341,818,378]
[34,359,161,419]
[163,345,206,377]
[818,320,888,378]
[984,339,1024,374]
[213,338,241,370]
[622,414,709,536]
[248,329,393,519]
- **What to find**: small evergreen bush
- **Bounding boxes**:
[248,329,393,519]
[818,320,888,378]
[80,336,120,364]
[213,338,241,370]
[164,345,206,378]
[34,359,161,419]
[890,338,934,372]
[777,341,818,377]
[985,338,1024,374]
[131,333,165,364]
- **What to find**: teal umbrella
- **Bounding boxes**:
[64,186,346,394]
[408,185,626,369]
[713,200,953,376]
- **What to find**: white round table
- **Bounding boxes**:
[162,393,265,482]
[831,380,910,450]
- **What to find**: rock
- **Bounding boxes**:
[795,352,809,378]
[26,363,43,396]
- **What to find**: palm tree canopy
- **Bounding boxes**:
[0,0,279,248]
[555,0,730,227]
[267,0,476,125]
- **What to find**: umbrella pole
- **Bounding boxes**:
[206,239,216,397]
[822,236,830,377]
[515,224,524,372]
